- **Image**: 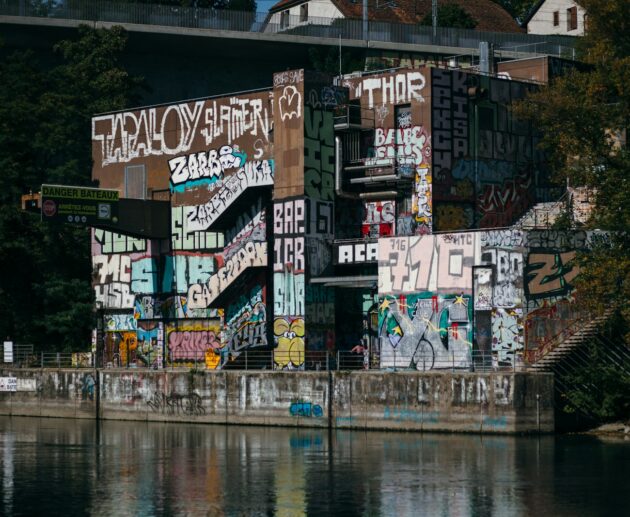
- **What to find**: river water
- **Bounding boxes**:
[0,417,628,516]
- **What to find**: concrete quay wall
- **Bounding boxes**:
[0,369,554,434]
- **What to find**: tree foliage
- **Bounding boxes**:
[515,0,630,422]
[515,0,630,332]
[420,4,477,30]
[490,0,538,22]
[0,26,142,351]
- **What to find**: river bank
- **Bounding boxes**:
[0,368,554,434]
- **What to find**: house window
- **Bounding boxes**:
[280,9,289,29]
[567,6,578,31]
[124,164,146,199]
[300,3,308,22]
[553,11,559,26]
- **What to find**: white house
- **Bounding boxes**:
[264,0,522,34]
[525,0,587,36]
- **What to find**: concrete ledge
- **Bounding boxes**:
[0,368,554,433]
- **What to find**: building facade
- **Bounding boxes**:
[525,0,586,36]
[90,66,588,371]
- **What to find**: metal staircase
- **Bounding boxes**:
[514,200,566,229]
[527,313,611,370]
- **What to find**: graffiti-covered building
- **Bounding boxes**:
[90,66,585,371]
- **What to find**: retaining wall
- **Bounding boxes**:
[0,369,554,433]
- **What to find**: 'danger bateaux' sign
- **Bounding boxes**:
[41,184,119,225]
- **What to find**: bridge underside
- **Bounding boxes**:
[0,15,535,106]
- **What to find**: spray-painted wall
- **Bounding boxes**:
[377,229,598,369]
[89,66,568,371]
[341,69,433,236]
[92,88,275,368]
[430,68,552,231]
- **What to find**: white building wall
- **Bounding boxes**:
[265,0,344,32]
[527,0,586,36]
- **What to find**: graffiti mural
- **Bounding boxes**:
[93,254,135,309]
[378,234,477,295]
[274,316,305,370]
[431,68,545,231]
[378,294,472,370]
[491,308,523,367]
[289,400,323,417]
[480,229,525,308]
[522,231,588,352]
[362,200,395,238]
[334,241,378,265]
[304,106,334,201]
[94,229,145,254]
[172,206,223,251]
[134,295,219,320]
[273,198,306,369]
[166,319,223,365]
[105,313,136,332]
[168,144,246,193]
[104,331,138,367]
[92,95,271,166]
[305,199,333,277]
[185,159,274,231]
[342,71,426,108]
[524,251,579,300]
[147,391,205,416]
[187,241,267,308]
[224,278,267,354]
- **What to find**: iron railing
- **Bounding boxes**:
[95,349,530,372]
[524,310,610,365]
[0,348,534,372]
[0,352,95,368]
[0,1,578,58]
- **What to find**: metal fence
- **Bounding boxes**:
[0,0,578,58]
[96,349,529,372]
[0,350,94,368]
[0,348,531,371]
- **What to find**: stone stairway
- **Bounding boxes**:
[514,201,566,229]
[528,313,610,371]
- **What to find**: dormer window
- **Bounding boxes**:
[567,6,578,31]
[281,9,289,29]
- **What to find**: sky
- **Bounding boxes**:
[257,0,277,13]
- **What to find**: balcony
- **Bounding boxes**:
[333,104,375,132]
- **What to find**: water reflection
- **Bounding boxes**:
[0,417,628,516]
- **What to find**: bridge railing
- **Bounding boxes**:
[0,0,578,58]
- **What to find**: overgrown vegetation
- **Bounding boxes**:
[420,4,477,30]
[515,0,630,423]
[0,26,143,351]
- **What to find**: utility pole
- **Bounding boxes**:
[432,0,438,38]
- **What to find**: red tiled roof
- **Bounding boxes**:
[269,0,523,33]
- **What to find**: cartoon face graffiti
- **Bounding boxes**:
[273,317,305,368]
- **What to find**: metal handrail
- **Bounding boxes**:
[524,310,607,364]
[0,1,578,59]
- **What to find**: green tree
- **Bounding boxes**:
[0,26,143,351]
[515,0,630,420]
[420,4,478,30]
[490,0,538,22]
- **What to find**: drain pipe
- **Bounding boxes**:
[335,136,359,200]
[335,136,399,201]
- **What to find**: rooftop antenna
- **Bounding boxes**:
[339,33,342,77]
